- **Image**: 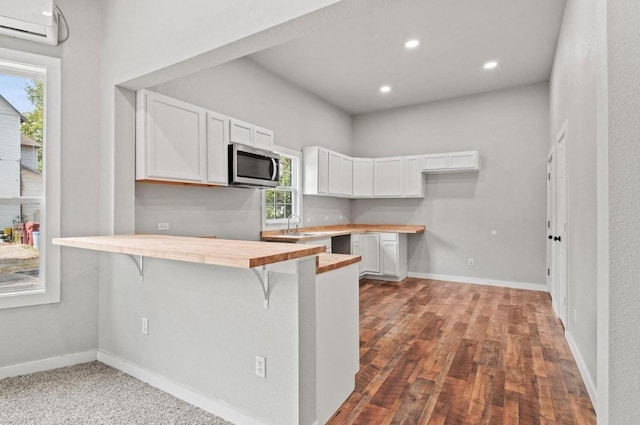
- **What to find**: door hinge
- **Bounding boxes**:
[547,268,550,276]
[547,220,550,228]
[548,172,551,181]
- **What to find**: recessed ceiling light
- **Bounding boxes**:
[484,61,498,70]
[405,39,420,49]
[380,85,391,93]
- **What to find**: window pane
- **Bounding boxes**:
[285,204,292,218]
[275,191,285,203]
[0,73,43,293]
[285,191,292,203]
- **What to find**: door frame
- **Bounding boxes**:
[546,147,558,315]
[555,120,569,326]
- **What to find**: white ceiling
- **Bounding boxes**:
[249,0,566,115]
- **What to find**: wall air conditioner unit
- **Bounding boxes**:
[0,0,59,45]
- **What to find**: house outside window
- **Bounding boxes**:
[264,148,301,226]
[0,48,61,309]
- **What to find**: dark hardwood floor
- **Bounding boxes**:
[327,278,596,425]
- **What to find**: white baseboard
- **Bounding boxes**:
[0,350,97,379]
[97,351,266,425]
[408,272,546,292]
[565,331,597,411]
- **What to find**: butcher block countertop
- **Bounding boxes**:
[261,224,426,242]
[316,253,361,274]
[52,234,325,269]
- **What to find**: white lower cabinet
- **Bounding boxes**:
[351,232,407,280]
[380,233,400,277]
[359,233,380,274]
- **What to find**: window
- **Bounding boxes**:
[263,148,301,226]
[0,48,60,309]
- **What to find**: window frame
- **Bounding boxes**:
[0,47,61,310]
[262,146,302,229]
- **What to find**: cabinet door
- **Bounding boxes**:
[360,233,380,274]
[374,158,403,197]
[206,111,229,185]
[140,90,206,182]
[421,153,449,171]
[449,151,478,170]
[380,240,400,276]
[403,156,423,197]
[352,158,373,197]
[340,156,353,196]
[254,126,274,150]
[318,149,329,194]
[328,151,342,195]
[229,118,253,146]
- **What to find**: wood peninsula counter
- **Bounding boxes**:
[53,234,325,268]
[53,233,360,425]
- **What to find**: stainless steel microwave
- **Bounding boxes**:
[228,143,279,188]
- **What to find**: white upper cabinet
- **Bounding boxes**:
[340,156,353,197]
[373,157,404,197]
[303,147,428,199]
[449,151,479,170]
[352,158,373,197]
[302,146,329,195]
[421,153,449,171]
[229,118,253,147]
[254,126,274,150]
[206,111,229,185]
[421,150,479,173]
[305,147,352,198]
[229,119,274,150]
[403,156,423,198]
[136,90,207,183]
[328,151,342,195]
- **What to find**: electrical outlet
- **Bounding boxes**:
[468,258,474,266]
[157,222,170,231]
[255,355,266,378]
[141,317,149,335]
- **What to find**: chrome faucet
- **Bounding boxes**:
[285,214,301,234]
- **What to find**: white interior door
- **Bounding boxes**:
[556,123,568,326]
[547,150,558,316]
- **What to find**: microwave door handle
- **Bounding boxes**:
[271,158,278,181]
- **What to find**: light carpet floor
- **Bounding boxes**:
[0,361,235,424]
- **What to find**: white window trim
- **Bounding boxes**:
[0,48,61,310]
[262,146,303,230]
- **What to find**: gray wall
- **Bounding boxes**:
[97,2,360,422]
[0,0,101,367]
[549,0,598,394]
[351,83,549,286]
[136,58,353,239]
[607,0,640,422]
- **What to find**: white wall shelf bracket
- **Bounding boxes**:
[127,254,144,283]
[251,267,270,309]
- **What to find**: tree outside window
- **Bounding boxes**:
[265,155,297,221]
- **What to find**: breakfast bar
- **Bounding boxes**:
[53,234,360,425]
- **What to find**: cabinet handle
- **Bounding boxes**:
[270,158,278,181]
[548,235,553,240]
[554,236,562,242]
